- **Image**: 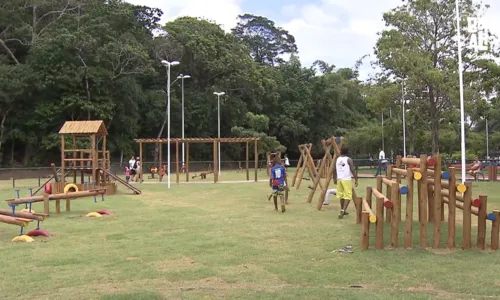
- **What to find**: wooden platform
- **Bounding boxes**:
[51,181,117,195]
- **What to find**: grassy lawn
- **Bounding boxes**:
[1,172,500,299]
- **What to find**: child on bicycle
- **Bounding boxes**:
[270,156,287,212]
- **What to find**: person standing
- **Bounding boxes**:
[269,156,287,212]
[129,156,137,180]
[333,147,358,218]
[284,154,290,169]
[375,148,387,176]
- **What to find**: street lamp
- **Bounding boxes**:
[455,1,467,183]
[402,80,407,158]
[161,60,179,189]
[177,74,191,167]
[213,91,225,177]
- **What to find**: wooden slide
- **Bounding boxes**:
[98,168,141,195]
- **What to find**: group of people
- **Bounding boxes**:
[125,156,142,183]
[269,147,358,218]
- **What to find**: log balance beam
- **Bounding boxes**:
[5,189,106,216]
[358,154,500,250]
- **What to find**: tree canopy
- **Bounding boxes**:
[0,0,499,166]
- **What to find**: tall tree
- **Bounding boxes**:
[232,14,297,65]
[374,0,496,153]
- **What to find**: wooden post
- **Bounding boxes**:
[43,193,50,215]
[61,134,65,185]
[404,168,414,249]
[390,182,400,248]
[246,142,249,181]
[491,210,500,250]
[291,152,303,187]
[361,212,370,250]
[159,142,163,182]
[55,197,61,214]
[448,167,457,249]
[213,141,218,183]
[254,140,258,182]
[375,188,385,250]
[186,143,190,182]
[385,166,393,223]
[139,142,143,182]
[433,155,442,248]
[91,134,97,184]
[477,195,487,250]
[310,140,331,205]
[419,154,428,248]
[176,141,179,184]
[355,196,363,224]
[462,182,472,249]
[103,135,107,183]
[66,197,71,212]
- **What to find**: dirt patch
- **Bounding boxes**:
[153,256,200,272]
[125,257,139,260]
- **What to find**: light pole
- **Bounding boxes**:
[402,80,406,158]
[161,60,179,189]
[486,118,489,159]
[381,112,384,151]
[455,1,467,183]
[213,91,225,177]
[177,74,191,166]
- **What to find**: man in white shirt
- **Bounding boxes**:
[284,154,290,168]
[129,156,137,178]
[375,148,388,176]
[333,147,358,218]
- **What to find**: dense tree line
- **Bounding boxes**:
[0,0,499,166]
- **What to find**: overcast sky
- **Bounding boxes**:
[126,0,500,79]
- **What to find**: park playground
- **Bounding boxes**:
[1,169,500,299]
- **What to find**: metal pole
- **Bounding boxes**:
[181,77,185,166]
[218,95,221,176]
[455,0,467,183]
[402,81,406,157]
[167,64,171,189]
[381,112,384,151]
[486,118,489,158]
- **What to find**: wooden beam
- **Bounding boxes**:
[186,143,190,182]
[60,134,65,184]
[246,142,249,181]
[176,141,179,184]
[213,141,218,183]
[139,142,143,182]
[254,140,258,182]
[159,142,163,182]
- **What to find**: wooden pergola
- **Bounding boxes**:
[133,137,260,183]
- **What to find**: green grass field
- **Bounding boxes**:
[1,170,500,299]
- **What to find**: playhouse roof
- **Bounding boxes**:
[58,120,108,135]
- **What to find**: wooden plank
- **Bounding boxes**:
[433,155,442,248]
[462,182,472,249]
[404,168,414,249]
[477,195,487,250]
[246,142,249,181]
[447,167,456,249]
[361,212,370,249]
[419,154,428,248]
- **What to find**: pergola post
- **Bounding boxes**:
[139,142,143,181]
[246,141,249,181]
[254,139,258,182]
[176,140,179,184]
[186,142,190,182]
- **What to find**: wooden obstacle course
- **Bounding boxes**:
[6,189,106,216]
[291,143,318,190]
[359,154,499,250]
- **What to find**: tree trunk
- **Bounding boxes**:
[428,91,440,154]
